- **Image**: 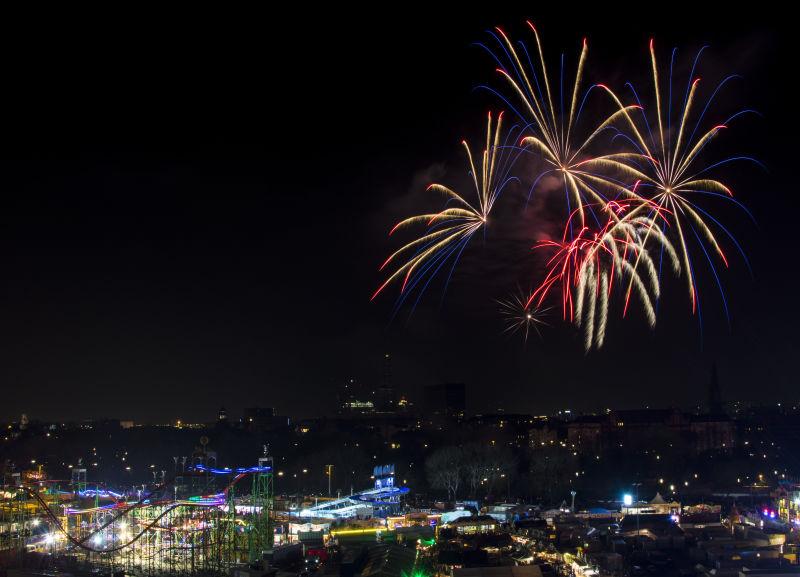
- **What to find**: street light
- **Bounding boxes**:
[632,483,642,546]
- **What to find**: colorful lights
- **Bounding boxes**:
[77,489,125,499]
[329,527,383,536]
[65,502,119,515]
[17,459,274,568]
[191,464,271,475]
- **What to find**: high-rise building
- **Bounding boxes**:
[243,407,288,431]
[375,353,396,413]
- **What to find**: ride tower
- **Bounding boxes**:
[372,464,404,517]
[247,454,274,564]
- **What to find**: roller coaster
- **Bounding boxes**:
[1,457,274,576]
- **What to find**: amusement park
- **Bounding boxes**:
[1,445,411,577]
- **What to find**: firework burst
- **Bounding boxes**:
[498,288,552,343]
[373,24,758,351]
[607,40,760,319]
[478,23,648,228]
[371,111,520,306]
[530,199,679,350]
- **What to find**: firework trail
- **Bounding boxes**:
[477,23,648,228]
[371,111,520,306]
[607,40,760,320]
[530,199,679,350]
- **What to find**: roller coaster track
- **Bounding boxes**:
[22,467,268,554]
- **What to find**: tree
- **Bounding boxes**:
[528,445,576,503]
[462,443,517,498]
[425,446,464,501]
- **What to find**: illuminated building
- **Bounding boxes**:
[775,483,800,526]
[443,514,500,535]
[339,377,376,415]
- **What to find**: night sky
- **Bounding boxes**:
[0,9,792,423]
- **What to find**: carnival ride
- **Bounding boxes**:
[1,458,274,576]
[296,464,409,519]
[296,485,410,519]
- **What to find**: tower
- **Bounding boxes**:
[247,453,274,563]
[376,353,395,412]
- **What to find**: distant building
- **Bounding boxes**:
[689,413,735,452]
[339,377,376,415]
[529,422,560,447]
[396,395,411,412]
[566,414,606,453]
[243,407,289,431]
[338,355,402,416]
[374,353,396,413]
[423,383,466,418]
[536,407,736,455]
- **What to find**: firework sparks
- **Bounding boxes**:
[498,288,552,343]
[373,24,757,351]
[607,40,760,319]
[371,111,520,306]
[478,23,648,228]
[530,199,679,350]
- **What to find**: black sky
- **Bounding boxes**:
[0,7,793,422]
